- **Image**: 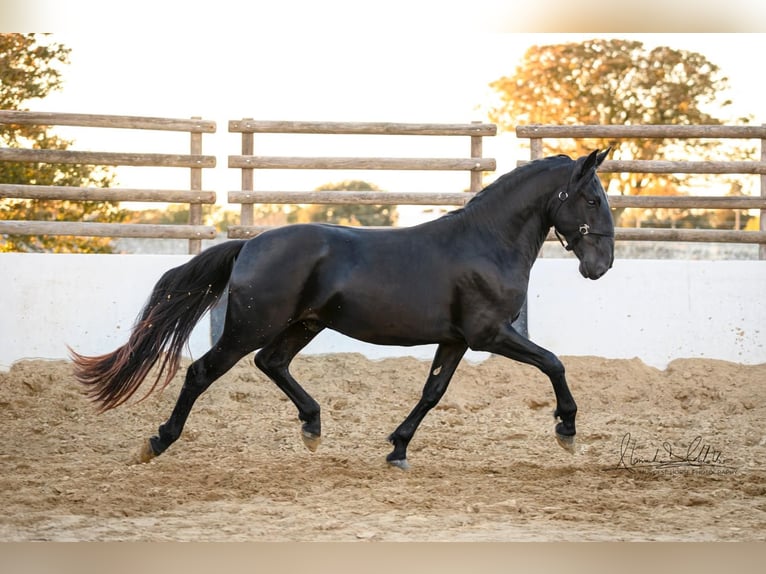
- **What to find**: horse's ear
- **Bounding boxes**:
[572,148,609,186]
[574,149,600,181]
[595,147,612,168]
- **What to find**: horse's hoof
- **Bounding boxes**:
[301,430,322,452]
[387,458,411,471]
[555,432,576,454]
[130,439,157,465]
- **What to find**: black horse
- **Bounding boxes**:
[71,149,614,469]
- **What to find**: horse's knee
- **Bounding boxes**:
[542,353,565,380]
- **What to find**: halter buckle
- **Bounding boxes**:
[558,190,569,201]
[579,223,590,235]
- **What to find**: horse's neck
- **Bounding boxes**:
[458,168,565,257]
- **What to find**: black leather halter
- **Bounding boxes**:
[551,189,614,252]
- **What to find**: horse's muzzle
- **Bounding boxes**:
[579,254,613,280]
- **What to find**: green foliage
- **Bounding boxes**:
[0,33,125,253]
[487,38,753,223]
[0,33,69,112]
[288,180,398,227]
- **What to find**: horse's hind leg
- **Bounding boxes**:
[254,320,325,452]
[135,341,249,464]
[387,342,467,470]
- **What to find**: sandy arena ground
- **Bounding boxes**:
[1,353,764,541]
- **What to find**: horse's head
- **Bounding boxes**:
[551,149,614,279]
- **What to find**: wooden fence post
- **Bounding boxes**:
[530,137,543,160]
[212,117,254,344]
[189,116,203,254]
[470,121,483,193]
[761,124,765,260]
[240,118,255,227]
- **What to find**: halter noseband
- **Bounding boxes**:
[552,189,613,252]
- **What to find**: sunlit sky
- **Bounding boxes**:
[11,8,766,221]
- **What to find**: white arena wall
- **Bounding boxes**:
[1,252,764,371]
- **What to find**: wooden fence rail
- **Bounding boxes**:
[227,119,497,238]
[0,148,215,168]
[0,111,217,254]
[231,194,766,243]
[0,111,215,133]
[0,220,215,240]
[0,183,216,204]
[229,119,497,136]
[228,190,766,210]
[229,156,494,171]
[516,124,766,258]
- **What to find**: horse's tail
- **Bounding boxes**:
[70,239,247,412]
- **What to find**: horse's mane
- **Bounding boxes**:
[443,154,572,220]
[468,154,571,205]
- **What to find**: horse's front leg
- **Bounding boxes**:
[478,322,577,453]
[387,342,468,469]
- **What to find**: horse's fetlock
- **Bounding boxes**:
[300,405,320,423]
[148,434,167,456]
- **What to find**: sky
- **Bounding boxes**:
[4,2,766,222]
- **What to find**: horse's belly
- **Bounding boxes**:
[318,296,457,347]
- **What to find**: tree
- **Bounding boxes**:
[288,180,398,226]
[0,33,125,253]
[487,38,753,225]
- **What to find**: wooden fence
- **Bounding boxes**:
[516,124,766,259]
[0,111,217,254]
[2,112,766,258]
[226,119,497,238]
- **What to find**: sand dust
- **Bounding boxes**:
[1,353,764,541]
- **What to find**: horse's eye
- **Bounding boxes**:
[586,199,598,207]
